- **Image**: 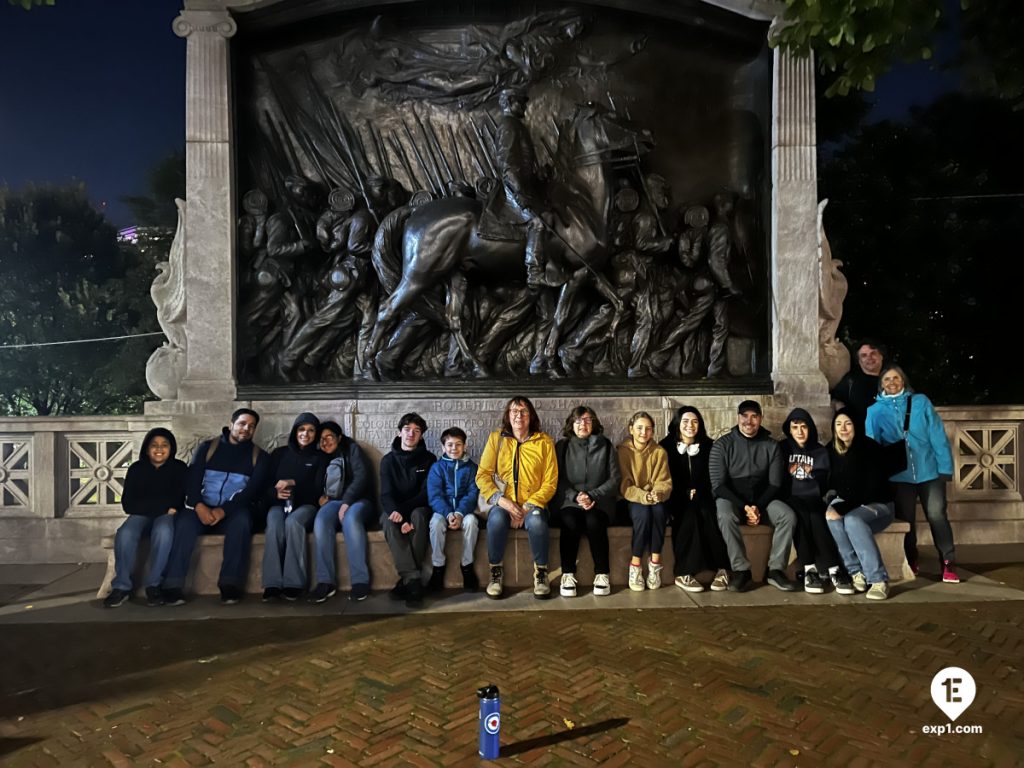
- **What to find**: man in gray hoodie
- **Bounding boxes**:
[709,400,798,593]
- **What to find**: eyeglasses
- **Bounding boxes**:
[574,417,593,425]
[509,407,530,416]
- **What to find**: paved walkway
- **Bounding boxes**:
[1,546,1022,766]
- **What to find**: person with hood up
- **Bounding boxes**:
[104,428,188,608]
[709,400,798,593]
[866,364,958,582]
[261,412,325,602]
[619,411,672,591]
[826,408,895,600]
[381,413,437,607]
[661,405,730,593]
[554,405,621,598]
[779,408,853,595]
[309,420,374,603]
[162,408,271,605]
[425,427,480,593]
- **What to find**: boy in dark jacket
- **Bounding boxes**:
[381,413,436,607]
[426,427,480,593]
[779,408,852,595]
[261,412,325,602]
[161,408,270,605]
[104,428,188,608]
[309,421,375,603]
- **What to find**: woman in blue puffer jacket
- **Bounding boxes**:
[865,364,958,583]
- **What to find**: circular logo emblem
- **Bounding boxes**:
[484,713,501,734]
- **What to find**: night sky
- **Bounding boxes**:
[1,0,956,228]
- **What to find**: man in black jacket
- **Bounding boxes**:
[380,413,436,607]
[161,408,271,605]
[709,401,798,593]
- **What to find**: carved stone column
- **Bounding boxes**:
[172,9,238,403]
[770,49,829,402]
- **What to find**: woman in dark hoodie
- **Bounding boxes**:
[779,408,852,595]
[825,408,895,600]
[261,412,325,601]
[662,405,730,593]
[104,428,188,608]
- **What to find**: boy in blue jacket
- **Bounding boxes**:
[426,427,480,592]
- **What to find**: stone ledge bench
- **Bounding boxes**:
[98,522,911,597]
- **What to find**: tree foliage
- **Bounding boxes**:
[0,184,159,415]
[7,0,53,8]
[772,0,945,96]
[960,0,1024,110]
[121,150,185,229]
[820,94,1024,404]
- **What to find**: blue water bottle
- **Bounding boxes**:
[477,684,500,759]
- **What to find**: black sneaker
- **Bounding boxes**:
[427,568,446,593]
[405,580,424,608]
[766,569,798,592]
[220,586,242,605]
[831,568,855,595]
[388,579,408,601]
[262,587,282,602]
[162,587,186,606]
[803,570,825,594]
[282,587,302,601]
[461,564,479,592]
[103,588,130,608]
[727,570,752,592]
[308,583,337,603]
[145,586,164,607]
[350,583,370,601]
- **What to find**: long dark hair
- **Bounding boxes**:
[665,404,710,444]
[501,395,542,435]
[561,405,604,438]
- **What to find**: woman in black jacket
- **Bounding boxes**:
[554,405,621,597]
[825,408,895,601]
[661,405,730,592]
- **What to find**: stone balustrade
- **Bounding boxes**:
[1,405,1021,564]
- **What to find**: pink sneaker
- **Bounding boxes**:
[942,561,960,584]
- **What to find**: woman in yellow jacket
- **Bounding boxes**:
[618,411,673,591]
[476,395,558,600]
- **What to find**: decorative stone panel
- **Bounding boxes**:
[952,423,1019,500]
[65,434,135,517]
[0,436,31,511]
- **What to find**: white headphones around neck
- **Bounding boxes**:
[676,442,700,456]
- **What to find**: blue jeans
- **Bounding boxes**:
[429,512,480,568]
[262,504,317,589]
[112,513,175,591]
[486,506,549,566]
[162,508,253,590]
[827,502,894,584]
[313,498,374,586]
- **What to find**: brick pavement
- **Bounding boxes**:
[1,598,1022,767]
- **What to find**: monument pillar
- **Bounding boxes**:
[172,10,238,404]
[770,49,829,402]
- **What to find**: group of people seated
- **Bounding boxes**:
[104,362,959,609]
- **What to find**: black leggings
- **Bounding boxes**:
[559,507,610,574]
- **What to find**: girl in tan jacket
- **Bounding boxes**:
[618,411,673,591]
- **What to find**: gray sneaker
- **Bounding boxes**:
[710,570,730,591]
[533,565,551,599]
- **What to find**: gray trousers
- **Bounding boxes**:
[715,498,796,572]
[382,507,429,584]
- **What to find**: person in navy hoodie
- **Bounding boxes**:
[380,413,436,608]
[261,412,325,602]
[104,428,188,608]
[161,408,271,605]
[426,427,480,593]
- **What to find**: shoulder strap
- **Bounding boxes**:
[205,438,218,463]
[251,443,260,468]
[903,395,913,434]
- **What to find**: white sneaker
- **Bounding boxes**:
[593,573,611,596]
[486,565,503,599]
[533,565,551,599]
[866,581,889,600]
[675,574,704,593]
[710,570,729,591]
[560,573,578,597]
[646,561,663,590]
[628,563,645,591]
[851,572,868,593]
